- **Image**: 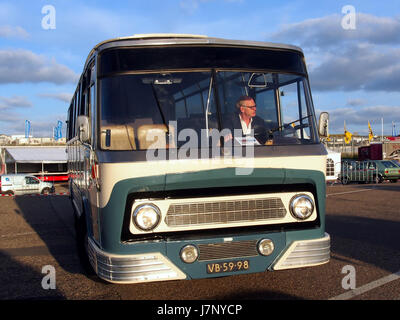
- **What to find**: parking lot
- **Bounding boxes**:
[0,182,399,301]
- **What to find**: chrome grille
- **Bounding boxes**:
[198,240,259,261]
[165,197,287,227]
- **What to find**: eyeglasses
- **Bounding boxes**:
[241,105,256,110]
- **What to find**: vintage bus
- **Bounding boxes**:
[67,34,330,284]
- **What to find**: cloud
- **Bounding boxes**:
[0,95,32,110]
[270,13,400,49]
[318,105,400,134]
[309,43,400,92]
[0,49,79,84]
[0,25,29,39]
[347,98,366,107]
[0,110,66,137]
[0,111,21,123]
[38,92,73,103]
[270,13,400,93]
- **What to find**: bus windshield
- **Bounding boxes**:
[99,70,318,150]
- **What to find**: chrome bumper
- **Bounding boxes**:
[273,233,330,270]
[88,239,186,284]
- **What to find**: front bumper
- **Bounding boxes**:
[272,233,330,270]
[88,233,330,284]
[88,238,186,284]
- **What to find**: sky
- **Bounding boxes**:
[0,0,400,137]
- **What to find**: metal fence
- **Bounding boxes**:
[339,160,379,184]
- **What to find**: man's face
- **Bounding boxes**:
[240,99,256,118]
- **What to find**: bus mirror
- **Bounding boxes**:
[77,115,90,143]
[318,112,329,137]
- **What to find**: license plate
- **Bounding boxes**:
[206,260,250,274]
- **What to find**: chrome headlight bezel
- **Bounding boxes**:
[258,238,275,256]
[132,204,161,231]
[180,245,199,264]
[289,194,315,220]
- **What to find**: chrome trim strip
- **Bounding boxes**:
[273,233,330,270]
[87,238,186,284]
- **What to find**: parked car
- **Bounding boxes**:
[390,159,400,167]
[368,160,400,183]
[0,174,55,195]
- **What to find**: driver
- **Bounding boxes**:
[223,95,270,145]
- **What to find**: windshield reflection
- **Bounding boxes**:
[99,71,317,151]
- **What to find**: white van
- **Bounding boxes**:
[0,174,54,195]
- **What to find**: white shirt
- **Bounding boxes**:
[239,115,253,135]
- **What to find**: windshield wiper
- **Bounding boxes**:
[205,75,213,139]
[150,83,170,136]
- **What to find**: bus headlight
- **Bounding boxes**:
[132,204,161,231]
[289,194,314,220]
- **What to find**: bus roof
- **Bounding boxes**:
[84,33,304,70]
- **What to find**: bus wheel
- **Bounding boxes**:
[75,214,95,276]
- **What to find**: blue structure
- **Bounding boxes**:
[54,120,63,140]
[25,120,31,138]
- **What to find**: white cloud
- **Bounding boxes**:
[309,44,400,92]
[0,49,79,84]
[347,98,365,107]
[271,13,400,49]
[0,110,66,138]
[270,13,400,93]
[318,105,400,134]
[38,92,73,103]
[0,25,29,39]
[0,95,32,110]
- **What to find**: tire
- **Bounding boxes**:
[41,188,50,195]
[374,175,383,184]
[75,214,96,276]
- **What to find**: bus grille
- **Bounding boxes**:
[198,240,259,261]
[165,197,287,227]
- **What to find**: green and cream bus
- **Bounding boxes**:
[67,34,330,284]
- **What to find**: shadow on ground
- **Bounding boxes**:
[0,251,65,300]
[326,215,400,273]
